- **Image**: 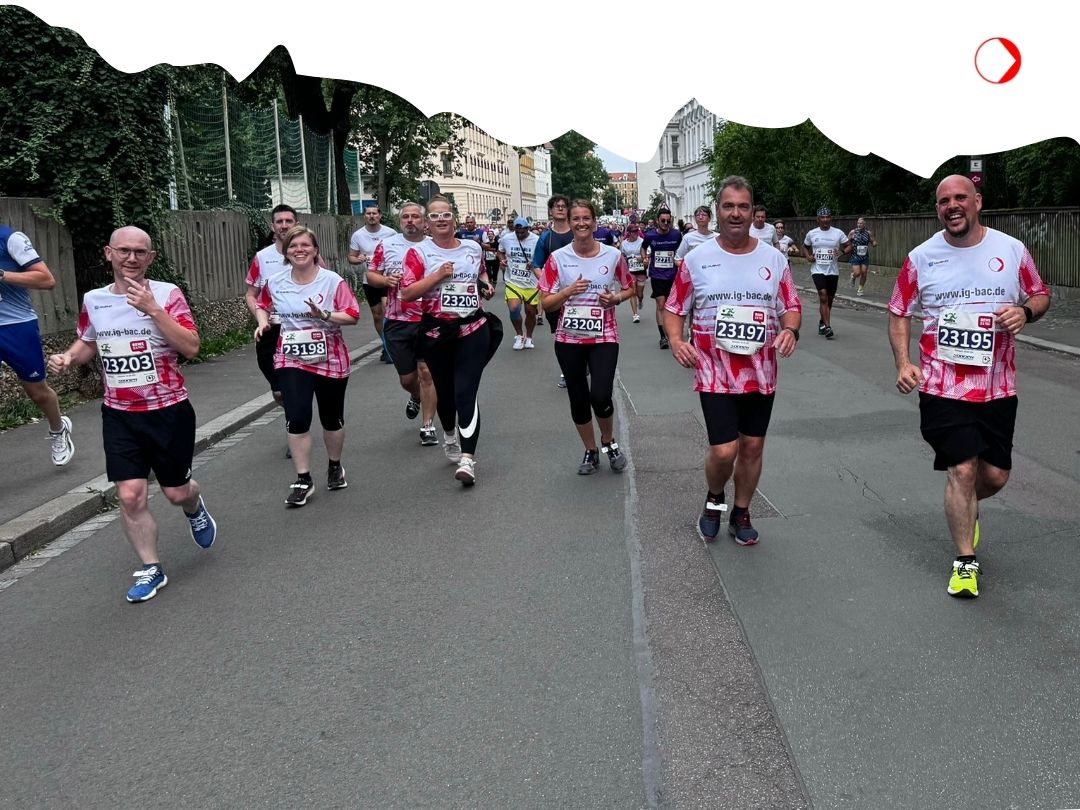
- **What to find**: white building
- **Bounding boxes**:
[636,100,721,221]
[533,145,552,219]
[423,121,514,226]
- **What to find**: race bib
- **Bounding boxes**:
[507,261,533,285]
[936,310,994,367]
[814,248,836,265]
[440,282,479,317]
[627,255,645,273]
[654,250,674,269]
[281,327,329,364]
[99,338,159,388]
[562,305,605,338]
[484,250,496,261]
[855,245,868,257]
[714,306,768,355]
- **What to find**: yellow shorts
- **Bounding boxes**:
[504,284,540,306]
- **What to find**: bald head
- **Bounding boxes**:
[109,226,153,250]
[935,174,983,246]
[935,174,977,201]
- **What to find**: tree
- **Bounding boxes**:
[601,184,618,215]
[640,191,666,225]
[550,131,610,202]
[350,86,465,209]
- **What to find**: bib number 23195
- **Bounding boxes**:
[936,311,994,367]
[714,306,767,355]
[440,282,479,317]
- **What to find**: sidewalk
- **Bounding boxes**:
[0,321,383,572]
[789,258,1080,358]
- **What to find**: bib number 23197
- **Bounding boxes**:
[936,311,994,367]
[440,282,479,317]
[714,306,767,355]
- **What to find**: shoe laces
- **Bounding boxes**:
[603,442,621,457]
[954,560,979,578]
[188,510,210,532]
[291,479,311,490]
[582,449,599,464]
[132,566,160,584]
[49,430,68,453]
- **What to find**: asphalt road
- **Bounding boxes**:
[3,292,1079,809]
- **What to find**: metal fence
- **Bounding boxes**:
[0,198,78,335]
[779,208,1080,286]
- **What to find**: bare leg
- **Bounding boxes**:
[20,380,62,431]
[323,427,345,462]
[732,435,765,509]
[116,479,161,565]
[417,361,437,425]
[288,432,313,474]
[705,440,738,495]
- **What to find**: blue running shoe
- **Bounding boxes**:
[697,493,728,542]
[126,565,167,603]
[186,497,217,549]
[729,508,759,546]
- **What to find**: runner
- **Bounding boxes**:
[539,199,634,475]
[532,194,575,387]
[801,206,851,339]
[748,204,776,247]
[47,226,216,602]
[593,219,617,247]
[675,205,717,263]
[641,206,683,349]
[456,214,495,286]
[366,202,439,446]
[498,217,541,350]
[847,216,878,296]
[0,222,74,466]
[256,225,360,507]
[347,204,397,363]
[774,220,796,256]
[400,196,500,486]
[663,176,801,545]
[619,223,647,322]
[888,174,1050,599]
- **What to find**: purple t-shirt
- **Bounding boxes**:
[641,228,683,280]
[593,226,616,246]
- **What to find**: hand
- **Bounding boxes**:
[383,275,400,288]
[254,323,269,341]
[125,278,160,316]
[773,328,797,358]
[438,261,455,280]
[598,289,619,309]
[479,280,495,300]
[670,338,697,368]
[47,353,70,374]
[567,275,590,297]
[356,253,369,265]
[995,304,1027,335]
[305,298,327,319]
[895,361,922,395]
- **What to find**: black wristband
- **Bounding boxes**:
[783,326,800,342]
[1022,305,1034,323]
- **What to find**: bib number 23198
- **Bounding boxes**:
[282,328,329,364]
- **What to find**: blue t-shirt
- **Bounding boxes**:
[641,228,683,280]
[532,228,575,269]
[593,226,616,246]
[0,226,43,326]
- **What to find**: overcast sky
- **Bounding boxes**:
[594,145,636,173]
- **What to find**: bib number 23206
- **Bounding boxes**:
[440,282,479,317]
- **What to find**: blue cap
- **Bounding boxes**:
[513,217,529,227]
[817,206,831,217]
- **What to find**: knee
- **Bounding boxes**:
[508,302,522,322]
[116,481,149,514]
[738,436,765,462]
[980,464,1010,493]
[592,397,614,419]
[160,484,193,506]
[707,443,737,466]
[399,371,418,391]
[21,382,52,405]
[947,459,979,490]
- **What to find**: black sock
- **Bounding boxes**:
[707,491,724,503]
[297,472,313,483]
[328,459,341,470]
[730,505,748,518]
[658,325,665,339]
[957,554,977,564]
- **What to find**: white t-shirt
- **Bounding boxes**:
[498,231,540,289]
[676,230,717,259]
[349,225,398,281]
[620,237,645,273]
[803,227,849,276]
[749,222,776,247]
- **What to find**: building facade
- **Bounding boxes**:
[533,145,552,218]
[425,121,514,226]
[609,172,637,214]
[636,100,721,221]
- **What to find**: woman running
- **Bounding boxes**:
[619,223,647,323]
[255,225,360,507]
[400,196,499,486]
[539,199,634,475]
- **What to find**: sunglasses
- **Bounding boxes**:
[658,219,672,225]
[426,211,454,221]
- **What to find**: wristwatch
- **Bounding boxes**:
[322,309,332,321]
[783,326,800,341]
[0,269,5,281]
[1022,305,1034,323]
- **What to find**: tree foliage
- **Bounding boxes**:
[550,131,610,203]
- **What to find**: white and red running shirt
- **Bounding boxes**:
[888,228,1048,402]
[401,239,488,337]
[257,267,360,379]
[803,226,849,276]
[244,243,287,290]
[665,238,801,395]
[538,243,633,345]
[370,234,427,323]
[77,281,196,412]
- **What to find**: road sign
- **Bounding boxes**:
[970,159,983,173]
[969,172,984,188]
[419,180,440,204]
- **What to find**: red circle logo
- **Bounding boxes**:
[975,38,1021,84]
[988,257,1005,272]
[758,266,772,280]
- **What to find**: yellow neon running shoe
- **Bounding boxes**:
[947,560,980,598]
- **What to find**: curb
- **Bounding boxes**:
[796,285,1080,359]
[0,340,383,573]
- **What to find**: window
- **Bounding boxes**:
[441,152,452,176]
[670,135,680,166]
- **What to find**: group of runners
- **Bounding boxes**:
[1,171,1050,604]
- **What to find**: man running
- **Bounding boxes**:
[499,217,541,350]
[801,206,851,339]
[244,205,296,407]
[675,205,717,264]
[663,176,801,546]
[641,206,682,349]
[847,216,878,296]
[0,222,74,466]
[888,174,1050,599]
[47,227,217,602]
[348,204,397,363]
[748,204,776,247]
[366,202,439,445]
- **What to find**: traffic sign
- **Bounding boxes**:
[969,172,983,188]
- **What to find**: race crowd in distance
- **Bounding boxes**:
[2,172,1048,604]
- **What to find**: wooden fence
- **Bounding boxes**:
[0,198,79,335]
[778,208,1080,286]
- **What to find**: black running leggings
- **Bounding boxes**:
[554,341,619,426]
[424,325,490,455]
[277,368,349,435]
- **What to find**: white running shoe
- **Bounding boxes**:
[454,456,476,486]
[523,337,535,349]
[444,430,462,463]
[512,335,525,351]
[50,415,74,466]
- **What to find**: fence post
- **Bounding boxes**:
[222,71,233,201]
[273,99,284,207]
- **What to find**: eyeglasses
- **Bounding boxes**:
[110,247,152,259]
[658,219,672,225]
[426,211,454,222]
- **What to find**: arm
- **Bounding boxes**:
[125,280,200,359]
[889,314,921,394]
[1,260,56,290]
[996,293,1050,335]
[46,338,97,374]
[399,255,452,302]
[365,243,391,288]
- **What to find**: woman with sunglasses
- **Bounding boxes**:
[254,225,360,507]
[619,223,646,322]
[539,200,635,475]
[400,196,498,487]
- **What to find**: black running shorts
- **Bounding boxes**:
[919,393,1017,471]
[383,318,421,376]
[811,274,839,296]
[362,283,387,308]
[699,391,775,446]
[650,277,674,300]
[102,400,196,487]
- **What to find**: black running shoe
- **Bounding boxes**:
[577,449,600,475]
[327,465,348,490]
[286,478,313,507]
[405,396,421,420]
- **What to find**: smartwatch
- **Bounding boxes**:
[783,326,800,342]
[1022,305,1034,323]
